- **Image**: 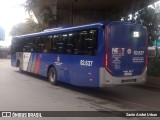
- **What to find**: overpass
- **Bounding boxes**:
[30,0,159,27]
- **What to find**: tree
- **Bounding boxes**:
[24,0,37,16]
[136,7,160,46]
[39,6,59,29]
[10,23,29,36]
[25,17,42,32]
[24,0,59,29]
[10,17,42,36]
[10,0,45,37]
[122,6,160,46]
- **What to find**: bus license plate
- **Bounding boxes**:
[121,79,136,83]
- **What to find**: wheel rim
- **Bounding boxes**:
[49,69,56,83]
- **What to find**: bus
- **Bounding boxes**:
[11,21,147,87]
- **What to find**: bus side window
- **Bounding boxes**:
[11,38,18,53]
[61,33,67,54]
[23,38,30,52]
[23,38,36,52]
[66,33,74,54]
[36,37,44,53]
[29,37,36,52]
[73,29,97,56]
[52,34,59,54]
[81,30,88,55]
[74,32,83,55]
[22,39,26,52]
[14,39,22,52]
[87,29,97,55]
[55,34,67,54]
[44,35,53,53]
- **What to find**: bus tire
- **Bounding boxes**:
[48,67,58,85]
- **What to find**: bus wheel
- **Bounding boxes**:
[48,67,57,85]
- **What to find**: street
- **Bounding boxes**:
[0,59,160,120]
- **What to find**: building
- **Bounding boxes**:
[0,46,10,58]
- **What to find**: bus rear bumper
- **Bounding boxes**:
[99,68,147,87]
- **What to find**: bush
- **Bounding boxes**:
[148,55,160,77]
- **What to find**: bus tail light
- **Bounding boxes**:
[105,25,112,74]
[106,54,108,67]
[105,53,112,73]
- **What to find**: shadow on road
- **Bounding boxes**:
[14,70,48,82]
[14,70,123,103]
[130,84,160,92]
[14,70,160,110]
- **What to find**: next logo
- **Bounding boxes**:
[112,48,125,54]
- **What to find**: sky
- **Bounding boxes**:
[0,0,27,46]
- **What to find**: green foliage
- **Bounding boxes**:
[39,6,59,28]
[136,7,160,46]
[10,0,43,36]
[24,0,37,16]
[10,18,42,37]
[10,23,28,36]
[25,17,42,32]
[148,55,160,77]
[122,5,160,46]
[24,0,59,29]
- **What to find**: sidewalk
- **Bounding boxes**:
[146,76,160,88]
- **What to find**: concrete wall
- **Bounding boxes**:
[57,8,121,26]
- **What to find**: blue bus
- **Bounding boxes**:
[11,21,147,87]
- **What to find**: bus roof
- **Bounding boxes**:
[13,21,137,39]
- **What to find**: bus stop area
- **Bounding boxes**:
[0,0,160,119]
[0,59,160,119]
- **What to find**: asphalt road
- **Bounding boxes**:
[0,59,160,120]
